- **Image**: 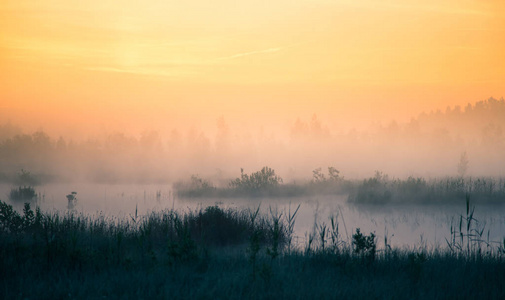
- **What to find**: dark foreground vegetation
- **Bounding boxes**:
[1,199,505,299]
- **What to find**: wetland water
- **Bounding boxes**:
[2,183,505,250]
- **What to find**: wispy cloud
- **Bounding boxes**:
[84,66,178,77]
[217,47,281,60]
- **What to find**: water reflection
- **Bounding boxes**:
[2,183,505,250]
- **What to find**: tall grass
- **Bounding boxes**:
[349,173,505,204]
[0,200,289,268]
[1,198,505,298]
[174,167,505,203]
[8,186,37,202]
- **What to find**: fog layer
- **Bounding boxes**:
[1,98,504,183]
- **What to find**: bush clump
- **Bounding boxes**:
[352,228,376,262]
[9,186,37,202]
[230,167,283,193]
[173,175,216,197]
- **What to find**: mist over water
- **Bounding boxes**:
[3,2,505,297]
[1,97,505,249]
[2,182,505,250]
[1,97,505,184]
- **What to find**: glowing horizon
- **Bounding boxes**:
[1,0,504,138]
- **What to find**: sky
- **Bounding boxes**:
[1,0,505,138]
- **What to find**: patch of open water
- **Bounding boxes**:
[2,183,505,250]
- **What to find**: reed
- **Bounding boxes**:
[1,198,505,299]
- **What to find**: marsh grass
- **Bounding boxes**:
[444,194,494,258]
[174,168,505,204]
[349,173,505,204]
[175,167,351,198]
[8,186,37,202]
[0,200,288,266]
[1,198,505,298]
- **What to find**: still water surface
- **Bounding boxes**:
[2,183,505,250]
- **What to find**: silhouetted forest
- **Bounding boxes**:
[0,98,504,183]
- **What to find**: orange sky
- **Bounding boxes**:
[1,0,504,138]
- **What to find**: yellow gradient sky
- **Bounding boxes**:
[1,0,504,137]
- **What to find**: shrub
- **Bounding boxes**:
[352,228,376,261]
[9,186,36,202]
[230,167,283,193]
[189,206,250,246]
[0,200,41,233]
[312,166,341,183]
[173,175,216,197]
